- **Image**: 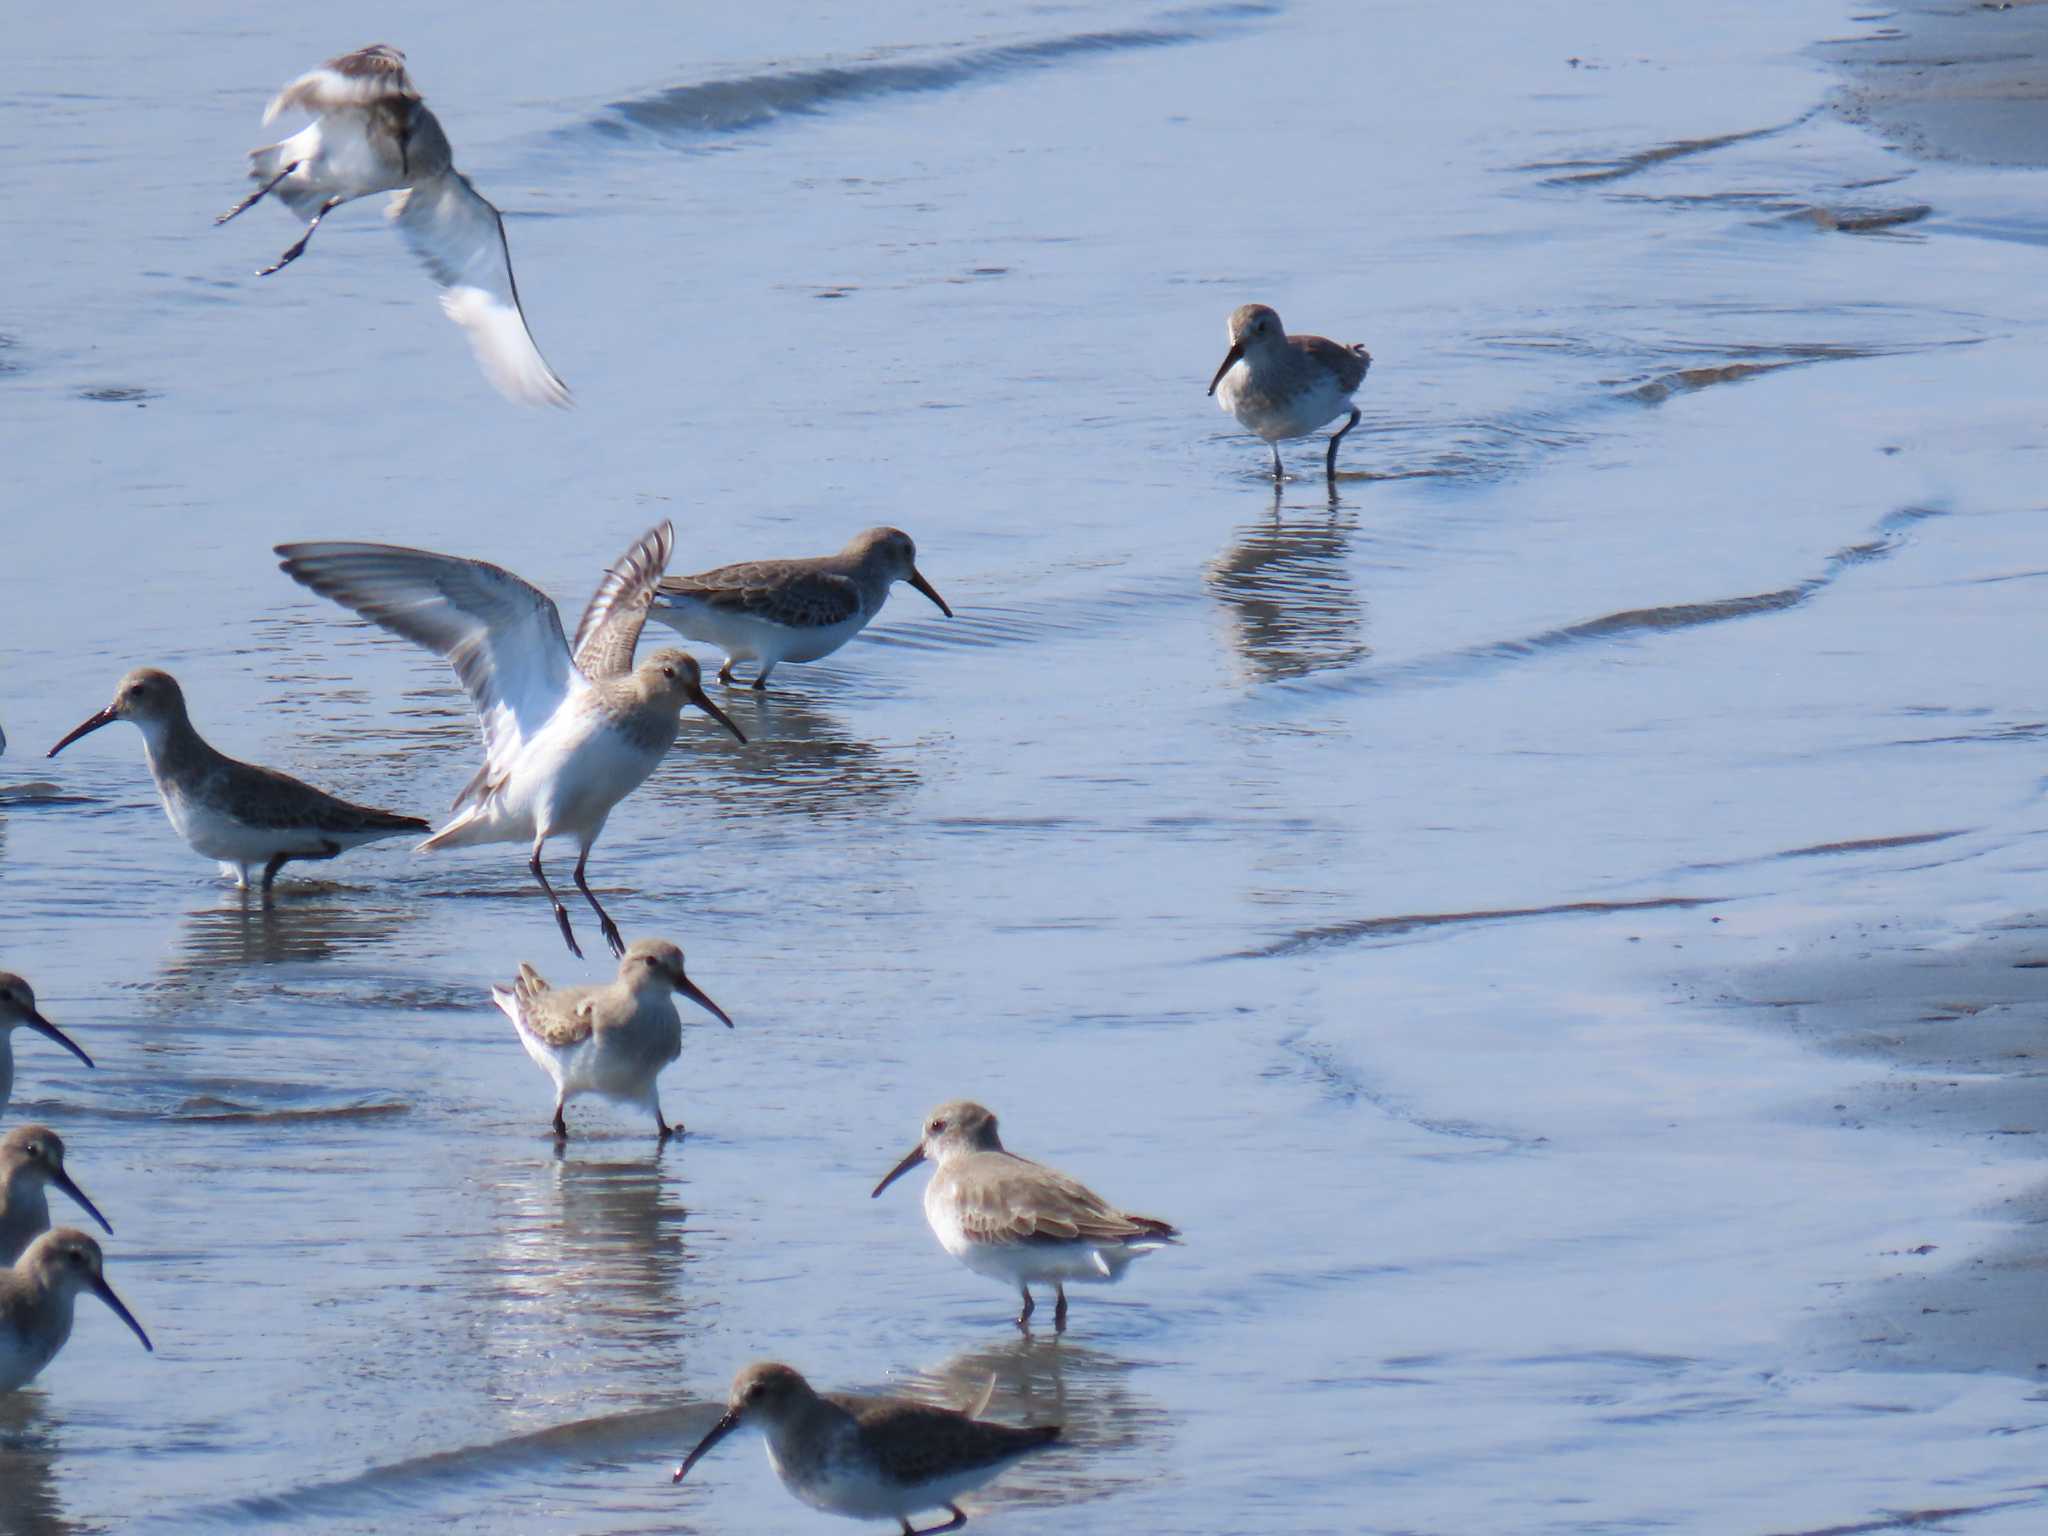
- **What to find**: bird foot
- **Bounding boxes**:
[552,904,584,959]
[599,914,625,958]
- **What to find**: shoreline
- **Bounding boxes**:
[1824,0,2048,167]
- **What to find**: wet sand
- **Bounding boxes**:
[1827,0,2048,164]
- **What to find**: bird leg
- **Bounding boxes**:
[750,662,775,692]
[531,846,583,959]
[552,1097,569,1139]
[258,196,344,276]
[261,839,342,894]
[1270,442,1286,481]
[717,657,737,686]
[573,847,625,958]
[900,1509,968,1536]
[1325,407,1362,481]
[215,162,300,225]
[1016,1286,1035,1331]
[1054,1284,1069,1333]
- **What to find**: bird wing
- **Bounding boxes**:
[524,992,596,1049]
[389,172,570,408]
[836,1396,1058,1484]
[570,522,675,679]
[658,564,862,629]
[947,1153,1178,1247]
[1297,333,1372,394]
[265,44,418,124]
[274,541,578,789]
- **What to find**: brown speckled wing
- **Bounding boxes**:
[524,990,595,1049]
[946,1153,1179,1248]
[660,564,863,630]
[208,757,427,836]
[836,1395,1060,1486]
[571,522,674,679]
[1296,334,1372,394]
[269,45,419,122]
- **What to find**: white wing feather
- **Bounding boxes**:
[390,174,570,408]
[274,542,581,795]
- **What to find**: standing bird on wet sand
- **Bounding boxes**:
[0,1127,112,1266]
[0,975,95,1115]
[215,43,570,408]
[873,1100,1179,1332]
[48,668,429,892]
[276,522,748,960]
[649,527,952,691]
[1208,302,1372,482]
[0,1229,152,1393]
[493,937,732,1140]
[674,1360,1059,1535]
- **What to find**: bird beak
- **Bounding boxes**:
[870,1143,926,1198]
[675,971,733,1029]
[49,1165,113,1236]
[908,568,952,618]
[47,705,117,758]
[24,1009,94,1070]
[673,1407,741,1483]
[688,684,748,746]
[90,1273,153,1354]
[1207,339,1245,397]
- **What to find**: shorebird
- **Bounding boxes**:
[1208,303,1372,481]
[0,1229,152,1393]
[0,975,94,1115]
[276,522,747,959]
[0,1127,111,1266]
[216,43,570,407]
[493,937,731,1139]
[674,1361,1059,1534]
[48,668,428,891]
[649,528,952,691]
[873,1100,1179,1332]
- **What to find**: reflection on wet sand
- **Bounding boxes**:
[0,1395,77,1536]
[1206,491,1370,683]
[898,1334,1172,1509]
[648,687,919,821]
[487,1149,697,1325]
[152,898,408,1003]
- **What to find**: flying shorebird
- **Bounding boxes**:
[649,527,952,691]
[275,522,747,960]
[873,1099,1179,1332]
[0,1229,153,1394]
[0,1126,112,1266]
[48,668,428,892]
[493,937,732,1140]
[674,1360,1059,1535]
[215,42,570,408]
[1208,303,1372,482]
[0,974,95,1115]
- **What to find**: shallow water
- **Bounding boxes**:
[6,0,2048,1531]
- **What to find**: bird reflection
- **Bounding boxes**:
[490,1149,694,1322]
[155,896,406,998]
[1206,487,1370,683]
[0,1395,77,1536]
[897,1334,1172,1509]
[648,686,918,821]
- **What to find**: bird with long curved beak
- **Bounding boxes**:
[649,527,952,691]
[0,1126,113,1265]
[0,1228,152,1393]
[873,1100,1179,1332]
[492,938,733,1141]
[47,666,428,891]
[673,1360,1058,1534]
[1208,302,1372,483]
[277,522,747,959]
[0,973,93,1115]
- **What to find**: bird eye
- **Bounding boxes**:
[929,1119,947,1135]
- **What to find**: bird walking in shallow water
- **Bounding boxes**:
[674,1360,1059,1534]
[0,1229,152,1393]
[650,527,952,691]
[0,1127,111,1266]
[48,668,428,891]
[277,522,747,959]
[216,43,570,407]
[872,1100,1179,1332]
[0,975,94,1115]
[493,937,732,1140]
[1208,303,1371,482]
